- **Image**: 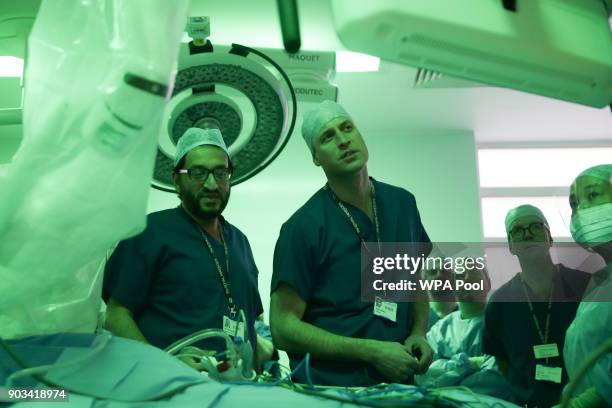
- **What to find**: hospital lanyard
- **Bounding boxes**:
[519,272,555,349]
[197,225,237,319]
[324,180,381,254]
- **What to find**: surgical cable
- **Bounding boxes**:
[165,329,234,355]
[223,352,313,387]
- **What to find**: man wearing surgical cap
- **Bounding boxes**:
[270,100,433,386]
[482,205,590,407]
[103,127,265,371]
[555,164,612,408]
[418,267,512,400]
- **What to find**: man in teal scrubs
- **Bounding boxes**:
[482,205,590,407]
[270,100,433,386]
[103,128,263,367]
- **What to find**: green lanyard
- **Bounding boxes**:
[519,272,555,354]
[324,179,381,254]
[197,225,237,319]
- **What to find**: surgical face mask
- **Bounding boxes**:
[570,203,612,248]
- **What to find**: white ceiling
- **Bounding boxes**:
[0,0,610,145]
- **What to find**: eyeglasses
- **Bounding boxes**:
[177,167,231,182]
[509,222,547,240]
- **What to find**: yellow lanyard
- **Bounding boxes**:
[198,226,237,319]
[519,273,555,348]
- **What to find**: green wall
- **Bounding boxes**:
[366,129,482,243]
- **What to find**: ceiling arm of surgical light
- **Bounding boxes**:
[277,0,301,53]
[501,0,518,12]
[186,16,213,54]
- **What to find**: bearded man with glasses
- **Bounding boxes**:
[102,128,266,371]
[481,205,590,407]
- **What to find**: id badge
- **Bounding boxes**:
[222,315,245,338]
[535,364,562,383]
[373,296,397,322]
[533,343,559,359]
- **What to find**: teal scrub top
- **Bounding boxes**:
[271,178,431,386]
[563,265,612,403]
[482,266,590,407]
[103,207,263,352]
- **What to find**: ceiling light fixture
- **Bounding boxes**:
[336,51,379,72]
[0,57,24,77]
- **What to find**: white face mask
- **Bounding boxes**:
[570,203,612,248]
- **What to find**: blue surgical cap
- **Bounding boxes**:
[505,204,549,233]
[575,164,612,184]
[301,100,351,154]
[174,128,228,167]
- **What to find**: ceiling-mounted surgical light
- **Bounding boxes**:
[151,20,298,191]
